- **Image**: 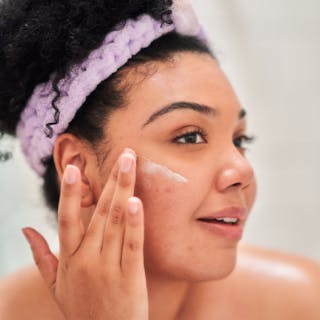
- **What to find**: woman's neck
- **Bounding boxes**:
[146,274,192,320]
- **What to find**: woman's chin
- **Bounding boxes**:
[146,250,238,283]
[186,259,237,282]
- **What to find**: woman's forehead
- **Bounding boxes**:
[105,53,243,139]
[121,52,240,117]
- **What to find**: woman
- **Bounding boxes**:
[0,0,319,319]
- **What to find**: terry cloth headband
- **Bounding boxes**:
[16,0,207,176]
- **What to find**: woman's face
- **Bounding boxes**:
[98,52,256,281]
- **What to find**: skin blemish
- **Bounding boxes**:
[187,245,194,252]
[139,156,188,184]
[165,186,173,193]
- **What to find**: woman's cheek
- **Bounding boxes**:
[246,175,257,213]
[134,157,202,232]
[134,159,201,271]
[135,160,188,222]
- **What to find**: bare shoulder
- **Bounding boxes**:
[0,265,63,320]
[180,245,319,320]
[237,243,320,288]
[234,244,320,319]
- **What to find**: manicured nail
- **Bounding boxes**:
[128,197,139,214]
[120,153,135,173]
[64,165,78,184]
[124,148,136,157]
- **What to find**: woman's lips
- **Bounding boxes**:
[197,220,244,241]
[196,207,248,241]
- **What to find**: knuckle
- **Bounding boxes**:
[111,167,119,182]
[97,198,110,215]
[126,239,141,252]
[58,214,71,229]
[110,204,123,224]
[34,255,42,269]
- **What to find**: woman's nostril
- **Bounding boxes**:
[231,182,241,188]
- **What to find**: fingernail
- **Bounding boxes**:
[120,153,135,173]
[124,148,136,157]
[64,165,78,184]
[128,197,139,214]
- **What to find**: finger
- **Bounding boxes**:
[102,150,136,266]
[80,155,120,251]
[121,197,145,276]
[22,227,58,292]
[58,165,83,257]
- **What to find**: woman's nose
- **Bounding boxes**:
[215,148,254,192]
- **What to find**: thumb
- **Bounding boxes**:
[22,227,58,292]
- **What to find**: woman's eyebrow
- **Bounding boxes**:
[141,101,216,128]
[141,101,246,128]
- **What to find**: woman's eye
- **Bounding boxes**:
[233,135,255,150]
[173,131,207,144]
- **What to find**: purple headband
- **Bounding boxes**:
[17,0,206,176]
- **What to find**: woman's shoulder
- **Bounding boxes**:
[237,243,320,286]
[190,244,320,320]
[233,244,320,319]
[0,265,63,320]
[1,246,319,320]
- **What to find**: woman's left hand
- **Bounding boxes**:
[22,149,149,320]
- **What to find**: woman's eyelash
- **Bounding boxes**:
[233,135,256,149]
[173,129,207,144]
[172,129,256,149]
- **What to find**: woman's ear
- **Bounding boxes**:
[53,133,98,208]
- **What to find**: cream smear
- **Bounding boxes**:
[139,156,188,184]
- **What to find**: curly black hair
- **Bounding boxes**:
[0,0,213,212]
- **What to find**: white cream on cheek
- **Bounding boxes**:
[139,156,188,184]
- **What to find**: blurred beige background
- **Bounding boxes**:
[1,0,319,276]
